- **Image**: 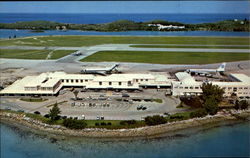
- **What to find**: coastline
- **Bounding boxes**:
[1,110,249,139]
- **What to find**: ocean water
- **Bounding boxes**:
[0,13,249,24]
[1,121,249,158]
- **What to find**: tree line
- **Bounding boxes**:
[0,19,249,32]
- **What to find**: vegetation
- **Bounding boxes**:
[0,49,75,59]
[190,108,208,118]
[62,118,87,129]
[130,45,250,49]
[20,98,48,102]
[73,90,79,100]
[201,83,224,115]
[0,19,249,32]
[180,96,203,108]
[0,36,248,47]
[235,100,249,110]
[46,101,67,108]
[48,103,61,121]
[144,115,168,126]
[201,83,224,103]
[153,99,163,103]
[81,51,249,64]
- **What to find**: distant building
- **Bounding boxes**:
[148,24,185,30]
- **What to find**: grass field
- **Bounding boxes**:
[81,51,250,64]
[0,36,249,47]
[0,49,75,59]
[130,45,250,49]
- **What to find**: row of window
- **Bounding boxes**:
[99,82,122,86]
[61,79,89,83]
[228,92,249,95]
[135,79,149,82]
[174,86,200,89]
[224,87,249,91]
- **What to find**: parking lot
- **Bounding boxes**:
[0,88,184,120]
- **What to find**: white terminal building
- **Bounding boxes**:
[0,72,171,96]
[172,72,250,100]
[0,71,249,100]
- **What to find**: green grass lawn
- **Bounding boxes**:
[130,45,250,49]
[0,36,249,47]
[0,49,75,59]
[50,50,75,59]
[81,51,250,64]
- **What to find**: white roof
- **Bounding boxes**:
[93,74,155,82]
[230,73,250,83]
[175,72,197,84]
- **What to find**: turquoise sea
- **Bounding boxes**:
[1,121,249,158]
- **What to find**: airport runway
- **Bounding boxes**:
[0,44,249,72]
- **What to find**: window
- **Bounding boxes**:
[99,82,102,85]
[119,82,122,86]
[174,86,178,89]
[141,79,143,81]
[76,79,79,83]
[71,79,74,83]
[185,87,188,89]
[61,79,64,83]
[244,87,248,89]
[145,79,148,81]
[66,79,69,83]
[109,82,112,85]
[179,87,183,89]
[136,79,138,82]
[80,80,83,83]
[85,80,88,82]
[228,87,232,90]
[190,87,193,89]
[239,87,243,89]
[195,87,199,89]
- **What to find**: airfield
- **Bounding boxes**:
[0,35,249,120]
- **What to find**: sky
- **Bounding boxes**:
[0,1,249,14]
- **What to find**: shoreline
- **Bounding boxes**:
[1,110,249,139]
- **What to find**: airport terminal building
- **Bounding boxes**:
[0,71,171,96]
[172,72,250,99]
[1,71,249,99]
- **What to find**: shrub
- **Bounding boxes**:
[144,115,167,126]
[62,116,67,119]
[100,122,106,126]
[62,118,87,129]
[107,122,112,126]
[235,100,249,110]
[180,96,202,108]
[170,115,184,119]
[190,109,208,118]
[34,111,41,115]
[95,122,100,126]
[44,114,50,118]
[120,120,136,125]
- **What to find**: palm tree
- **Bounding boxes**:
[73,90,79,100]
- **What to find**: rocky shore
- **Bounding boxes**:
[0,110,249,139]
